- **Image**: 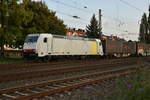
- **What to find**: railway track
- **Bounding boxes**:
[0,57,147,71]
[0,61,136,82]
[0,66,142,100]
[0,58,129,73]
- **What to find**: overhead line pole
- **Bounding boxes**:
[99,9,102,39]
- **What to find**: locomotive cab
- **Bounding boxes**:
[23,34,39,58]
[23,34,53,58]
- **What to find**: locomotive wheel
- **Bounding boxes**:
[43,56,51,62]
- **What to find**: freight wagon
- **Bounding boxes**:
[137,43,150,56]
[102,39,137,57]
[122,41,137,56]
[102,39,123,57]
[23,34,103,59]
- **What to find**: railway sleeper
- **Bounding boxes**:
[45,86,58,89]
[35,87,49,91]
[26,89,40,93]
[52,84,67,88]
[44,96,53,99]
[65,81,80,84]
[15,91,28,96]
[2,94,17,99]
[58,83,70,86]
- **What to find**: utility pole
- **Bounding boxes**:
[99,9,102,39]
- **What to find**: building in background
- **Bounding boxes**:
[66,28,125,41]
[66,28,86,37]
[102,35,125,41]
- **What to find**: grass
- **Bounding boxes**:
[107,67,150,100]
[0,57,26,64]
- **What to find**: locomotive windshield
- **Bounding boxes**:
[25,35,39,43]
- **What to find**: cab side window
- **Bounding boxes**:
[43,38,47,43]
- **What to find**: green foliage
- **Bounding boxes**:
[107,67,150,100]
[22,0,66,35]
[139,6,150,43]
[86,14,100,39]
[0,0,66,49]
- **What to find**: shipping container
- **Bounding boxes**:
[122,42,136,55]
[102,39,123,55]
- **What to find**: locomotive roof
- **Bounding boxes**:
[53,34,97,41]
[28,33,98,41]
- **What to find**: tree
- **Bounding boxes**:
[18,0,66,45]
[21,0,66,35]
[8,0,33,47]
[0,0,67,50]
[148,6,150,33]
[0,0,16,51]
[86,14,100,38]
[139,13,148,43]
[0,0,34,49]
[139,6,150,43]
[0,0,7,51]
[147,6,150,43]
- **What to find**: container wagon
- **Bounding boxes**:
[102,39,123,57]
[122,41,137,56]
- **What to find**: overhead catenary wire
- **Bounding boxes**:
[69,0,94,13]
[98,0,140,39]
[48,0,91,25]
[104,25,139,36]
[42,0,139,37]
[119,0,144,13]
[49,0,92,14]
[49,0,139,28]
[54,10,88,22]
[32,0,90,27]
[50,10,89,27]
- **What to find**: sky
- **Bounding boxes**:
[35,0,150,41]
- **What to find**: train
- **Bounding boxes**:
[23,33,150,60]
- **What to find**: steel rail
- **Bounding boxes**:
[14,72,131,100]
[0,56,147,71]
[0,66,142,100]
[0,61,135,82]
